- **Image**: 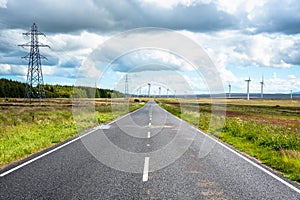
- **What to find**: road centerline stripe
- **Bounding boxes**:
[147,132,151,138]
[143,157,150,182]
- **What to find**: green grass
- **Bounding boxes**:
[0,98,146,168]
[156,98,300,183]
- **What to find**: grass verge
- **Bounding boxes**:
[156,98,300,183]
[0,98,146,168]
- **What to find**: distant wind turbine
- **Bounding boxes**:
[260,75,265,99]
[245,77,251,100]
[148,83,151,97]
[159,86,161,97]
[228,82,231,98]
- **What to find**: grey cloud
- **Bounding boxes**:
[59,58,81,68]
[0,0,237,33]
[247,0,300,34]
[281,42,300,65]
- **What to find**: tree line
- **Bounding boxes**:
[0,78,123,98]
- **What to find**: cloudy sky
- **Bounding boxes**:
[0,0,300,94]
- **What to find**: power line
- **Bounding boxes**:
[19,23,49,103]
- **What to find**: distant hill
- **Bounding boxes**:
[0,78,122,98]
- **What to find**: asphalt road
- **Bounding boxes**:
[1,100,300,199]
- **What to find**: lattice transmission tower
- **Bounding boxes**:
[19,23,49,103]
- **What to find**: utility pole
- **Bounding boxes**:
[245,77,251,100]
[19,23,49,103]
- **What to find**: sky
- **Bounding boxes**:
[0,0,300,94]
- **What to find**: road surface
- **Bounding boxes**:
[1,101,300,199]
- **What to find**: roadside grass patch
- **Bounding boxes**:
[156,98,300,183]
[0,98,146,168]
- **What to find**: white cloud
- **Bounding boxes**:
[140,0,199,9]
[0,0,7,8]
[288,74,296,79]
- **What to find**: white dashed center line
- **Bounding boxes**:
[143,157,150,182]
[147,132,151,138]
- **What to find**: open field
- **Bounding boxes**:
[155,98,300,183]
[0,98,146,169]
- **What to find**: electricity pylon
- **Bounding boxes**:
[19,23,49,103]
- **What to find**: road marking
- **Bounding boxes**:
[0,105,146,177]
[147,132,151,138]
[0,129,93,177]
[192,128,300,194]
[160,105,300,194]
[150,117,152,121]
[143,157,150,182]
[149,122,151,126]
[147,144,150,147]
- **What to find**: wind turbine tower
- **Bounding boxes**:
[245,77,251,100]
[167,88,169,98]
[159,86,161,97]
[228,82,231,98]
[148,83,151,97]
[260,75,264,99]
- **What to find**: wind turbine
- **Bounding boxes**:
[167,88,169,98]
[148,83,151,97]
[245,77,251,100]
[290,90,293,99]
[228,82,231,98]
[260,75,265,99]
[159,86,161,97]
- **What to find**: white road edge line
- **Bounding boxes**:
[0,104,145,177]
[147,132,151,138]
[193,127,300,194]
[158,103,300,194]
[143,157,150,182]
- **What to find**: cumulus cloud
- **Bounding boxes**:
[0,0,236,33]
[111,50,194,73]
[0,0,7,8]
[1,0,300,93]
[288,74,296,79]
[246,0,300,34]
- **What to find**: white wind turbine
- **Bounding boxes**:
[245,77,251,100]
[228,82,231,98]
[260,75,265,99]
